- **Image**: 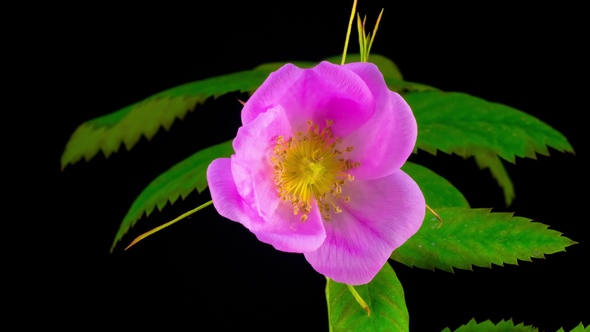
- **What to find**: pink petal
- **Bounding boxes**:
[206,158,263,230]
[230,159,276,220]
[342,63,418,180]
[241,64,304,126]
[207,157,327,253]
[242,62,376,138]
[253,201,326,253]
[231,106,291,219]
[304,170,425,285]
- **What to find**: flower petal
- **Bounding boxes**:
[241,64,304,126]
[233,105,291,163]
[208,158,326,253]
[232,106,291,219]
[242,62,376,137]
[253,201,326,253]
[342,63,418,180]
[206,158,263,230]
[304,170,425,285]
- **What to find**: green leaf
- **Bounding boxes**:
[326,264,409,332]
[407,90,573,205]
[555,323,589,332]
[60,54,435,170]
[60,69,273,170]
[110,139,234,252]
[441,318,539,332]
[401,161,469,208]
[407,91,575,162]
[391,207,577,272]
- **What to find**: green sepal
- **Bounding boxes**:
[471,151,515,206]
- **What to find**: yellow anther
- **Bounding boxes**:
[271,119,358,222]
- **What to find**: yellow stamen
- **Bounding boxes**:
[272,120,360,221]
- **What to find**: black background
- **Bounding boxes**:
[40,1,588,331]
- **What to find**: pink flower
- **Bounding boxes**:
[206,61,425,285]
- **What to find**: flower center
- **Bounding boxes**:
[271,120,360,221]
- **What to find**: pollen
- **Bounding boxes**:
[271,119,360,221]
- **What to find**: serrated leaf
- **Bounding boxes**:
[60,54,437,170]
[441,318,538,332]
[401,161,469,208]
[407,91,575,162]
[110,139,234,252]
[556,323,589,332]
[60,69,274,170]
[326,264,409,332]
[391,207,576,272]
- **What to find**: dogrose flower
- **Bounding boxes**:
[206,61,425,285]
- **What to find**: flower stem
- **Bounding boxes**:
[125,200,214,250]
